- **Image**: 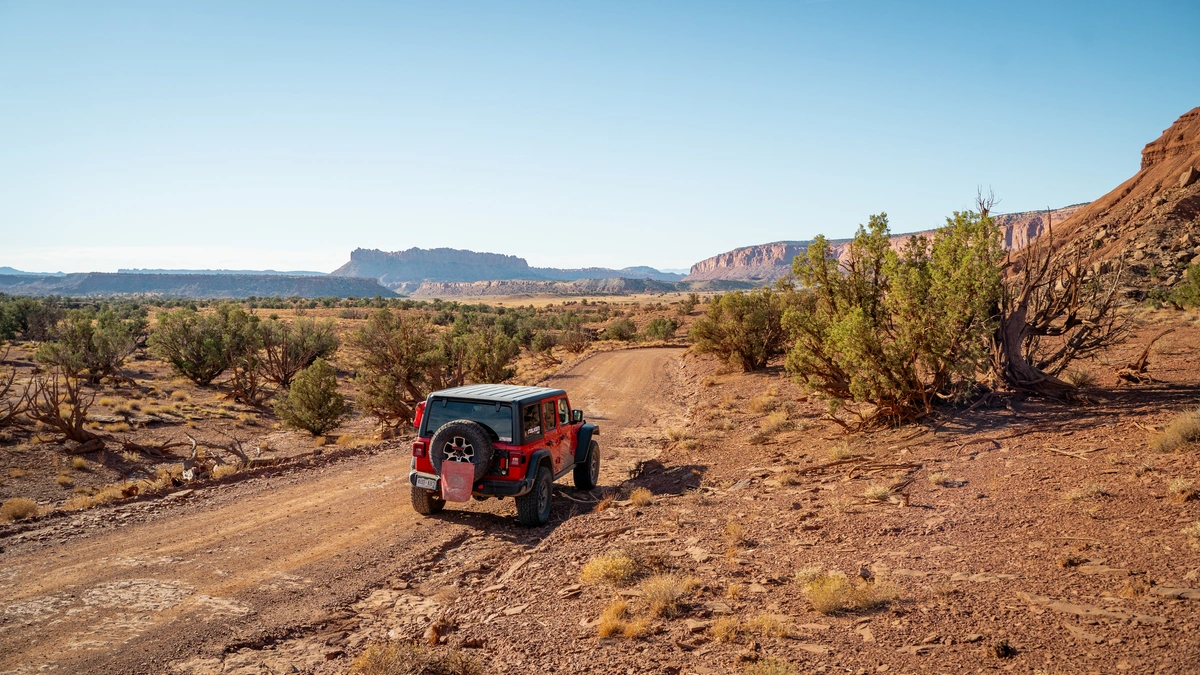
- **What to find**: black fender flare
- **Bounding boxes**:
[526,449,554,484]
[574,424,599,463]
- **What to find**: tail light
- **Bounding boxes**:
[412,440,427,458]
[510,454,525,466]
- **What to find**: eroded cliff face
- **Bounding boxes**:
[683,206,1085,283]
[1045,107,1200,290]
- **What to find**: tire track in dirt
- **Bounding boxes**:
[0,348,688,674]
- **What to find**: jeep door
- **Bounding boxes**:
[557,397,576,457]
[541,398,569,474]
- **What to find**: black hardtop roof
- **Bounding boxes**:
[429,384,566,405]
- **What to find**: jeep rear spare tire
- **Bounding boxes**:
[430,420,495,482]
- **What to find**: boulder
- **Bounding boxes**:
[1181,166,1200,188]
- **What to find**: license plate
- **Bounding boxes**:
[415,476,437,490]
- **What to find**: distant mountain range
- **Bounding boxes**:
[0,273,393,299]
[119,268,326,276]
[0,266,63,276]
[330,247,683,290]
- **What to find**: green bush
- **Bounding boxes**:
[148,304,256,385]
[784,211,1002,425]
[273,358,348,435]
[350,309,442,426]
[600,318,638,341]
[643,317,678,341]
[677,292,700,316]
[689,286,793,371]
[260,317,340,387]
[35,307,146,381]
[1173,264,1200,308]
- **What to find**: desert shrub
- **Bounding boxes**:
[529,331,556,355]
[350,309,442,426]
[600,318,638,341]
[803,572,896,614]
[1183,522,1200,539]
[643,317,678,341]
[149,304,254,385]
[709,617,742,642]
[724,520,746,549]
[1168,478,1196,503]
[596,599,648,639]
[792,565,824,585]
[863,483,894,502]
[1064,367,1097,389]
[677,292,700,316]
[928,472,952,486]
[1153,409,1200,453]
[1067,483,1112,501]
[1,497,37,522]
[558,327,592,354]
[0,296,63,341]
[36,307,145,381]
[746,613,790,638]
[689,286,792,372]
[640,574,698,618]
[462,323,521,383]
[785,211,1003,425]
[1171,264,1200,308]
[260,317,340,388]
[351,641,484,675]
[629,487,653,506]
[581,550,643,586]
[274,359,348,436]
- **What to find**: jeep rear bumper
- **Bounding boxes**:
[408,470,534,498]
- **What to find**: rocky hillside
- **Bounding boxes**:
[1049,107,1200,290]
[331,247,683,289]
[683,206,1084,283]
[0,273,395,299]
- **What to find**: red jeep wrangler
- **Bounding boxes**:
[408,384,601,526]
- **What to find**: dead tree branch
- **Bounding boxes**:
[0,346,30,428]
[1115,328,1175,384]
[25,368,102,446]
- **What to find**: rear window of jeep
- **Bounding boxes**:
[424,399,514,443]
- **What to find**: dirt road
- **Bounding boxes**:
[0,348,688,675]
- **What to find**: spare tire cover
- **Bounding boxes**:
[430,420,495,482]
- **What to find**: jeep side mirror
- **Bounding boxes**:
[572,409,583,424]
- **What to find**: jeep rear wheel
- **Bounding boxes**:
[516,466,553,527]
[574,440,600,490]
[411,486,445,515]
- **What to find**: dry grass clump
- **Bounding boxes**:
[55,474,75,487]
[595,490,617,512]
[1182,522,1200,539]
[71,457,88,471]
[211,464,240,479]
[350,641,484,675]
[802,572,897,614]
[749,411,792,444]
[106,422,131,433]
[726,583,743,600]
[1,498,37,522]
[828,444,852,461]
[666,428,691,443]
[928,472,952,487]
[1067,483,1112,501]
[170,390,190,402]
[63,484,127,510]
[1168,478,1197,503]
[596,600,649,639]
[709,616,742,642]
[97,397,119,408]
[793,565,824,585]
[1064,367,1097,389]
[724,521,746,549]
[581,550,643,587]
[1153,409,1200,453]
[863,483,893,502]
[640,574,699,618]
[748,393,780,414]
[719,394,742,410]
[746,613,789,638]
[8,468,27,478]
[745,658,795,675]
[629,487,654,507]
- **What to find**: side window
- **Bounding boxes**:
[543,400,558,430]
[558,398,569,426]
[522,403,542,439]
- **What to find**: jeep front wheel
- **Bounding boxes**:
[411,486,445,515]
[574,440,600,490]
[516,466,553,527]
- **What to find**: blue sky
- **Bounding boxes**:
[1,1,1197,274]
